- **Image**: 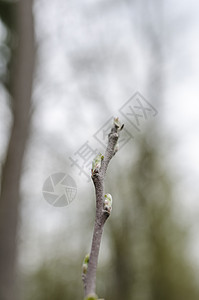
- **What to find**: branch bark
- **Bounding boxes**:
[83,119,123,299]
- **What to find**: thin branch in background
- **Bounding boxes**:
[82,118,124,300]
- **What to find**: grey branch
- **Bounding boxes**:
[83,118,123,299]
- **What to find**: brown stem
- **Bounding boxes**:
[83,120,123,298]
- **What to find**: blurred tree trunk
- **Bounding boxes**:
[0,1,35,300]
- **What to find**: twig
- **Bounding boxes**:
[82,118,124,299]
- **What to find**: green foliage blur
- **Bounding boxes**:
[103,132,199,300]
[21,128,199,300]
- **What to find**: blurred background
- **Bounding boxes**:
[0,0,199,299]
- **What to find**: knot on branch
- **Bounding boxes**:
[91,169,99,179]
[103,193,112,214]
[108,132,119,141]
[82,253,90,275]
[82,253,90,289]
[108,117,124,155]
[91,153,104,176]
